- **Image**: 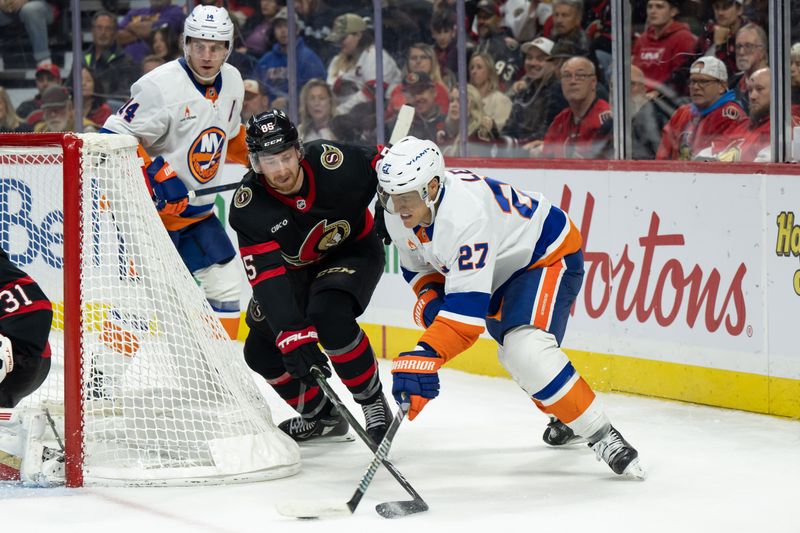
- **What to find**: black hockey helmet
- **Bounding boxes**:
[245,109,302,157]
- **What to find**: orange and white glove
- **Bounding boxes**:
[145,156,189,215]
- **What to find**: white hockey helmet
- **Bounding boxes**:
[183,5,234,62]
[377,136,445,219]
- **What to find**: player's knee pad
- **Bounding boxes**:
[306,290,360,350]
[194,259,241,313]
[498,326,571,397]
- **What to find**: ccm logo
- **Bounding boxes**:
[271,219,288,233]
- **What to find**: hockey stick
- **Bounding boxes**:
[275,368,427,519]
[187,181,241,199]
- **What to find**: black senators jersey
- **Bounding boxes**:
[0,248,53,365]
[229,140,381,333]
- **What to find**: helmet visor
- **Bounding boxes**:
[377,184,426,214]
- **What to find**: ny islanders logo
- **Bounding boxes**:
[188,127,226,183]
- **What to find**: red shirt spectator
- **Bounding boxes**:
[633,0,697,94]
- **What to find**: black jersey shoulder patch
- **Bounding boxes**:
[234,186,253,208]
[320,143,344,170]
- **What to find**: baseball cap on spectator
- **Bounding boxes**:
[403,71,435,93]
[326,14,367,42]
[35,64,61,80]
[690,56,728,81]
[546,41,578,60]
[476,0,500,16]
[273,7,302,26]
[243,79,261,95]
[40,86,70,109]
[521,37,554,56]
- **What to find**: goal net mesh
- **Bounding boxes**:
[0,133,299,486]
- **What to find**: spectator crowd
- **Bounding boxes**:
[2,0,799,163]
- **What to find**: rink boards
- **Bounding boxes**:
[216,159,799,419]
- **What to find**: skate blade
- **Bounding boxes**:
[276,499,352,519]
[622,458,647,480]
[301,430,356,444]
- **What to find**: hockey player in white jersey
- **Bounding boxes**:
[102,5,248,339]
[376,136,645,479]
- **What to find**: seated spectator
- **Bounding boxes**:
[241,0,279,58]
[298,78,336,142]
[473,0,523,91]
[792,43,800,114]
[430,9,459,83]
[17,63,60,122]
[84,11,141,103]
[81,66,113,127]
[469,51,512,131]
[730,23,767,113]
[386,72,447,143]
[240,79,269,124]
[439,84,500,157]
[502,37,564,154]
[656,56,745,160]
[691,0,747,86]
[0,0,52,66]
[386,43,450,122]
[33,87,98,133]
[550,0,591,59]
[296,0,339,66]
[631,64,676,159]
[632,0,697,99]
[374,0,426,65]
[117,0,185,63]
[330,101,377,144]
[0,87,32,133]
[149,24,181,62]
[255,7,326,109]
[541,56,612,159]
[326,13,402,115]
[141,54,166,75]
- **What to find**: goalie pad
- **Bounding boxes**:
[0,333,12,384]
[0,408,64,485]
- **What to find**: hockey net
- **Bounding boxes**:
[0,133,300,487]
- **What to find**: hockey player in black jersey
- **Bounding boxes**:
[0,248,52,408]
[229,109,391,444]
[0,247,60,484]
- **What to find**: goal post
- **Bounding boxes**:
[0,132,300,487]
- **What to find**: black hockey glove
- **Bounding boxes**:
[373,198,392,245]
[276,326,331,385]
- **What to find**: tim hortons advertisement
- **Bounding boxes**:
[364,168,767,377]
[766,176,800,379]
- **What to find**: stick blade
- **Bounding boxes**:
[389,105,415,145]
[275,499,353,520]
[375,499,429,519]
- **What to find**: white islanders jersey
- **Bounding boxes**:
[103,59,244,211]
[385,169,582,360]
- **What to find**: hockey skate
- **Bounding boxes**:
[589,425,646,480]
[542,415,586,446]
[278,407,353,443]
[361,393,391,445]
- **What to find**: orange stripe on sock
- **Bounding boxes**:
[539,377,596,424]
[532,260,564,330]
[220,316,240,340]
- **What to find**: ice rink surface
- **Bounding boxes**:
[2,359,798,533]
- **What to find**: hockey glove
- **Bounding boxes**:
[146,156,189,215]
[373,198,392,245]
[391,346,443,421]
[276,326,331,385]
[413,284,444,329]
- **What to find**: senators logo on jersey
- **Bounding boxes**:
[283,219,351,267]
[188,127,227,183]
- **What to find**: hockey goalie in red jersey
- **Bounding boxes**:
[377,136,646,479]
[229,109,391,445]
[0,247,62,484]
